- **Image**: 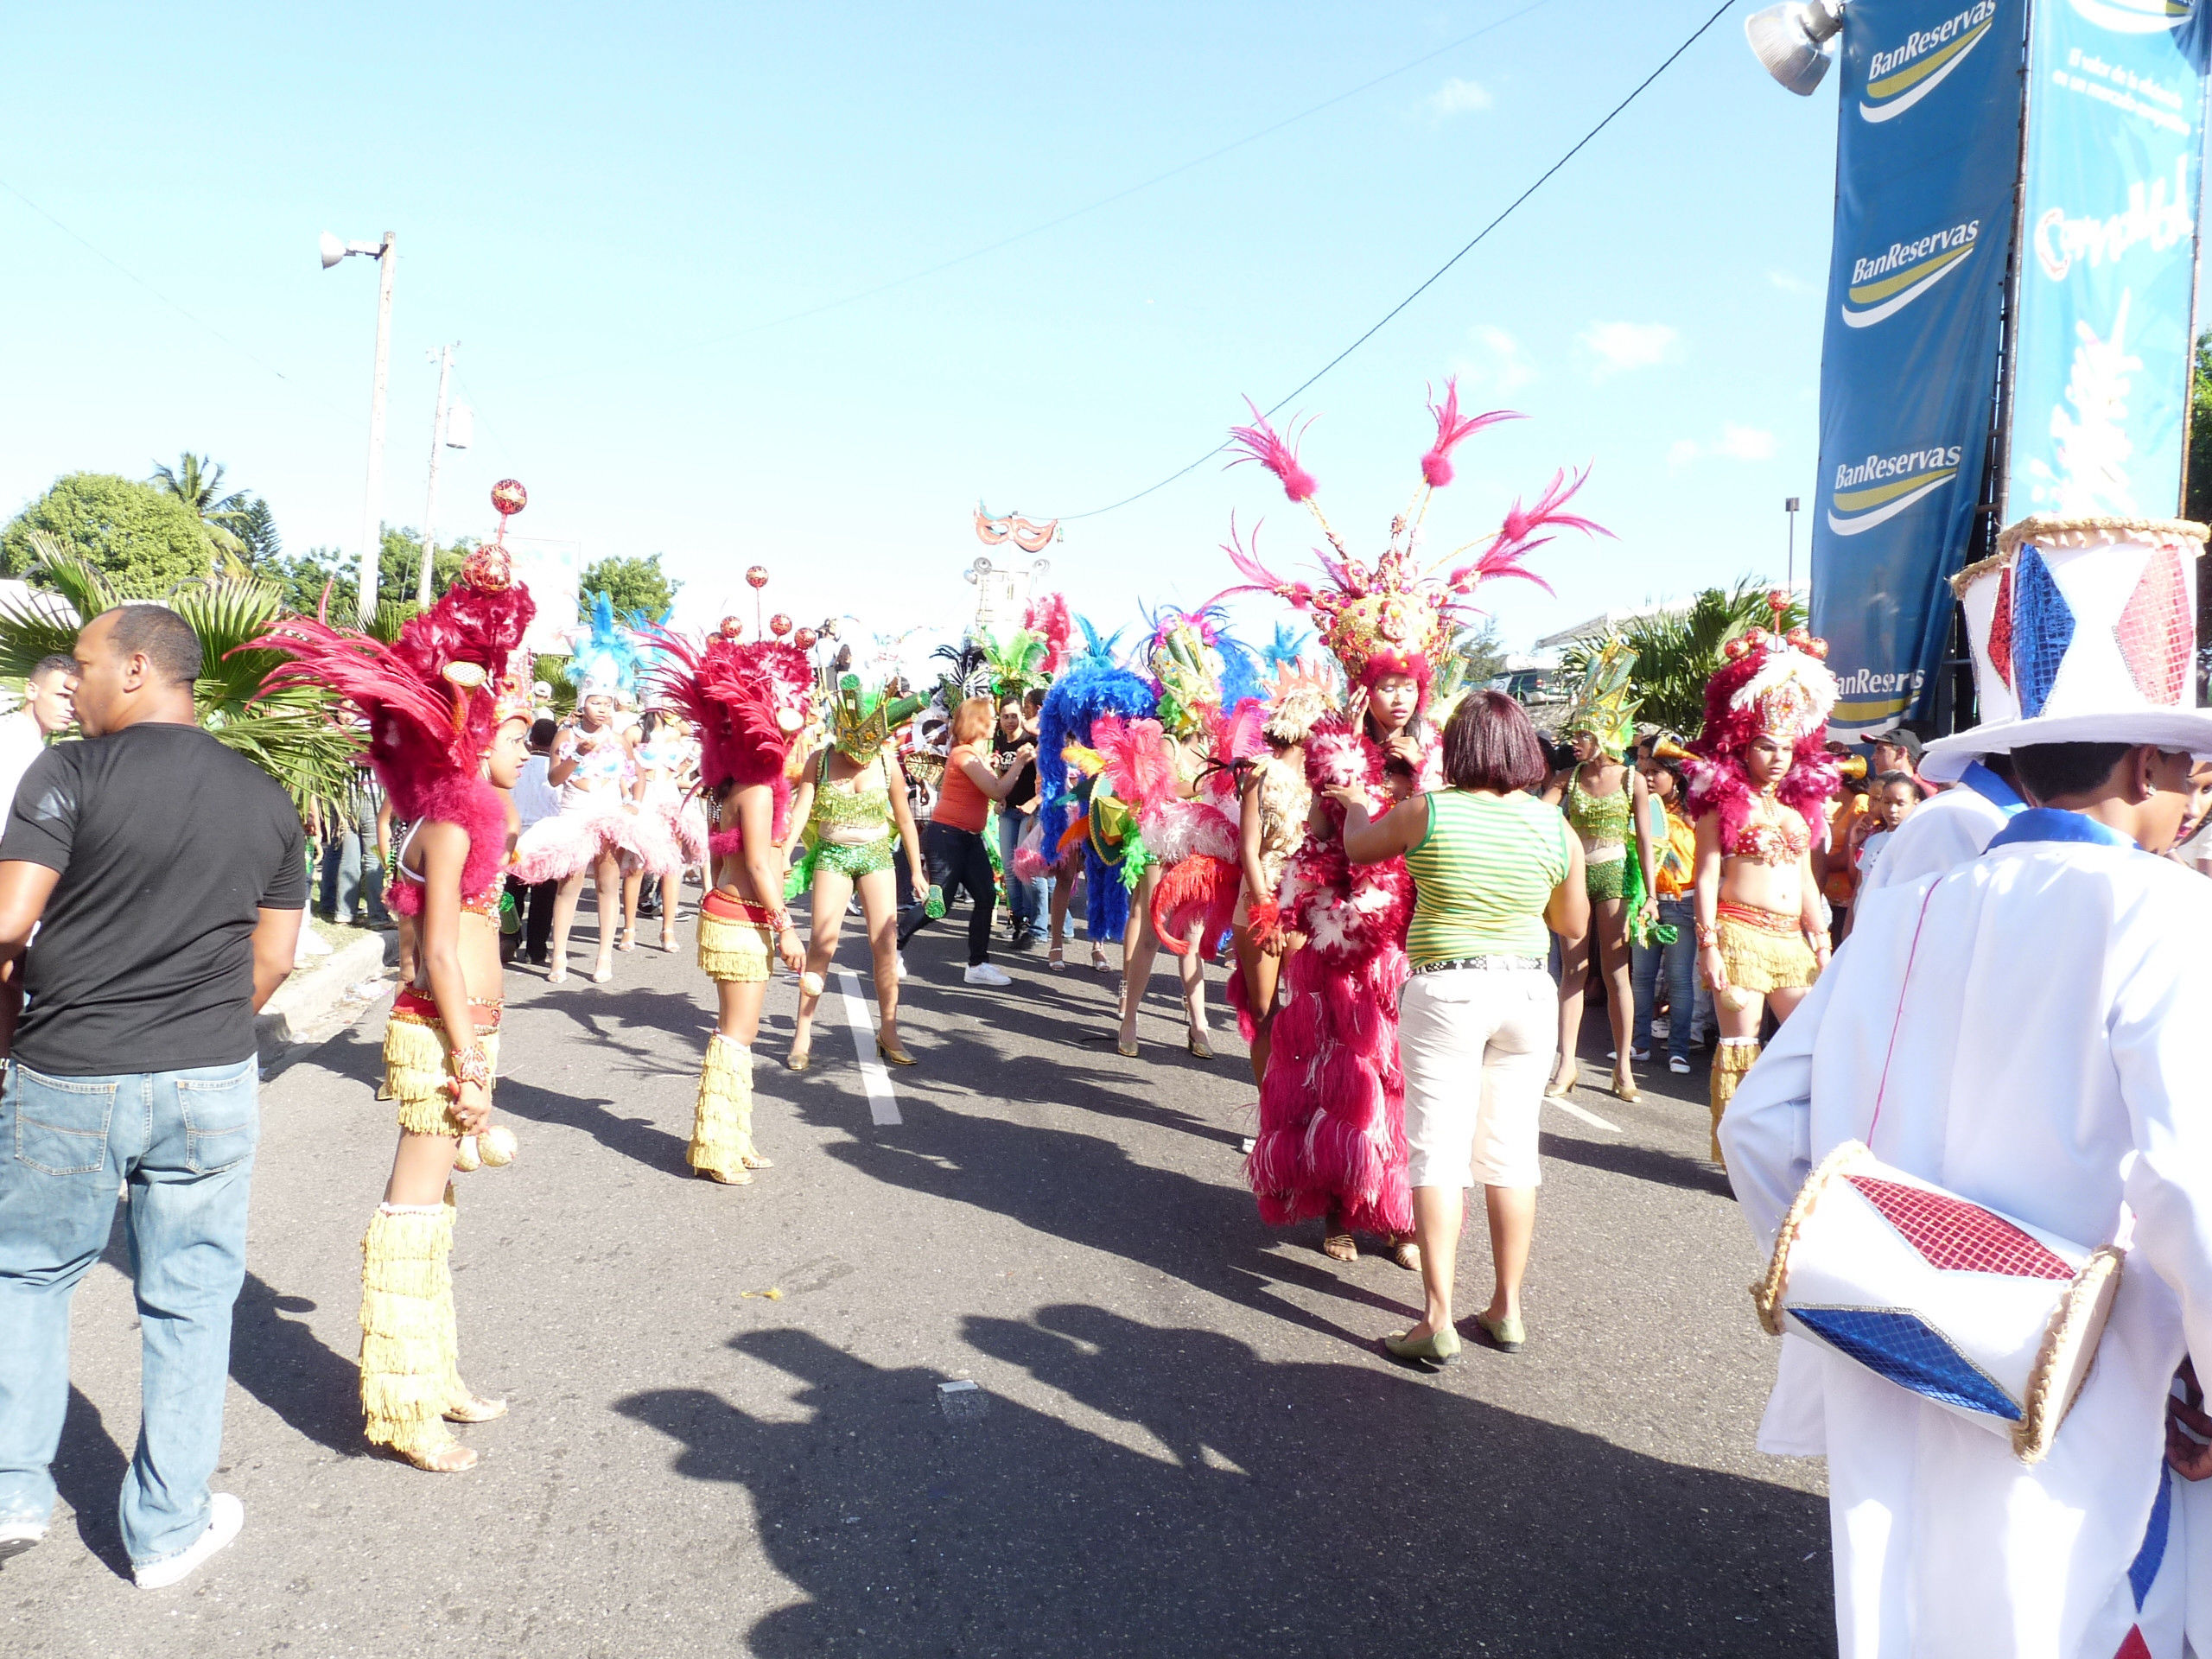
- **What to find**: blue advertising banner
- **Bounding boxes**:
[1811,0,2024,736]
[2004,2,2209,522]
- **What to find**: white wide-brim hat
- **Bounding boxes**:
[1920,515,2212,783]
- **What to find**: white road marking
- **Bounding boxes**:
[1545,1095,1621,1133]
[834,967,901,1126]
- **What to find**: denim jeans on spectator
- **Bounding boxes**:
[997,810,1042,938]
[316,831,389,925]
[0,1054,258,1570]
[1631,896,1696,1064]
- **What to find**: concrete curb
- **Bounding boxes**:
[257,932,394,1064]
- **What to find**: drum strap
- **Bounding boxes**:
[1865,880,1941,1151]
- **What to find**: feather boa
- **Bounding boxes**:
[1149,853,1237,961]
[1243,712,1426,1238]
[512,799,680,885]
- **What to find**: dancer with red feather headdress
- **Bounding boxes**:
[251,511,536,1473]
[642,616,814,1185]
[1219,381,1602,1266]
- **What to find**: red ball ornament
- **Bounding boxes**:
[746,566,771,591]
[769,613,793,638]
[718,615,745,639]
[793,627,818,651]
[491,479,528,518]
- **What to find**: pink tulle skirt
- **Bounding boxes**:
[512,801,681,884]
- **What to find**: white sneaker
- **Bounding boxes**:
[1669,1058,1692,1075]
[963,963,1012,988]
[895,953,908,982]
[1650,1016,1670,1039]
[0,1517,45,1559]
[135,1492,243,1590]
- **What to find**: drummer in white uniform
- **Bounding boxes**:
[1722,516,2212,1658]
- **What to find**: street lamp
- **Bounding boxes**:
[1744,0,1845,96]
[321,230,397,621]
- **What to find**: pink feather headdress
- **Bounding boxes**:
[1213,378,1605,694]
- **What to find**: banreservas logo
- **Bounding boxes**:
[1827,443,1965,536]
[1843,219,1980,327]
[1860,0,2000,122]
[2068,0,2193,34]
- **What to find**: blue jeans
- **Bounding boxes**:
[1631,897,1695,1064]
[0,1055,259,1568]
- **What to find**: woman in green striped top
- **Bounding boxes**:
[1336,690,1586,1363]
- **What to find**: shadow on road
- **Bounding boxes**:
[230,1272,363,1459]
[619,1313,1828,1656]
[50,1384,130,1580]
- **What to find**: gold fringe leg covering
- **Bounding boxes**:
[1710,1039,1761,1166]
[359,1185,467,1456]
[688,1033,760,1178]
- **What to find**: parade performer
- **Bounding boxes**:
[251,521,535,1473]
[1721,515,2212,1656]
[1684,602,1840,1166]
[512,598,674,982]
[1103,607,1263,1059]
[784,674,929,1070]
[1221,379,1599,1265]
[1227,680,1327,1088]
[644,618,813,1184]
[1541,637,1655,1103]
[1033,645,1154,973]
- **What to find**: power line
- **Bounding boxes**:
[1055,0,1738,523]
[0,177,310,393]
[527,0,1554,380]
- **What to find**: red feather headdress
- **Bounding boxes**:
[249,544,534,905]
[640,621,814,850]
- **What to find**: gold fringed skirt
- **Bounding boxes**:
[698,892,772,983]
[689,1033,759,1178]
[381,988,501,1136]
[359,1185,467,1454]
[1715,905,1819,995]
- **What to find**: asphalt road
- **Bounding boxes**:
[3,889,1830,1657]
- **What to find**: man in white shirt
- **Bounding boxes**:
[1725,736,2212,1656]
[0,657,77,815]
[1856,753,2025,893]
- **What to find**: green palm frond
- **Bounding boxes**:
[0,549,364,815]
[1561,582,1806,737]
[365,599,419,644]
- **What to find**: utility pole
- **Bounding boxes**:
[418,342,457,605]
[1784,496,1800,595]
[358,232,397,623]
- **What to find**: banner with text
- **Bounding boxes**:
[1811,0,2024,736]
[2005,2,2208,522]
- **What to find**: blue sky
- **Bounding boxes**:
[0,2,1840,656]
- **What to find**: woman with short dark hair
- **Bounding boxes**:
[1338,690,1587,1361]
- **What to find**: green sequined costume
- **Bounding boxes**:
[1563,768,1632,902]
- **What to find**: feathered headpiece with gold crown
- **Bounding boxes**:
[1214,379,1605,704]
[1687,593,1844,845]
[249,482,537,906]
[640,613,815,855]
[1560,635,1641,757]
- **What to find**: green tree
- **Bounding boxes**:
[2187,332,2212,526]
[1559,580,1805,738]
[2,473,213,592]
[579,552,677,621]
[252,525,468,623]
[233,496,281,563]
[149,453,254,575]
[0,531,360,812]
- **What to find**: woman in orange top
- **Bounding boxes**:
[897,696,1032,986]
[1630,744,1699,1076]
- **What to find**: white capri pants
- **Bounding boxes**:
[1397,965,1556,1190]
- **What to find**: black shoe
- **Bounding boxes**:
[639,899,662,918]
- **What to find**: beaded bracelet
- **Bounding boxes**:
[444,1044,493,1099]
[1695,921,1719,950]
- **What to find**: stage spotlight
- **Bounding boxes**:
[1745,0,1845,95]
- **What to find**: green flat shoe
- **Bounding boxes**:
[1382,1326,1462,1366]
[1474,1312,1526,1354]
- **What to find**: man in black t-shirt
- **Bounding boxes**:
[0,603,303,1591]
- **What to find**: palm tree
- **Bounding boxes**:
[149,454,254,577]
[1559,581,1807,738]
[0,531,361,813]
